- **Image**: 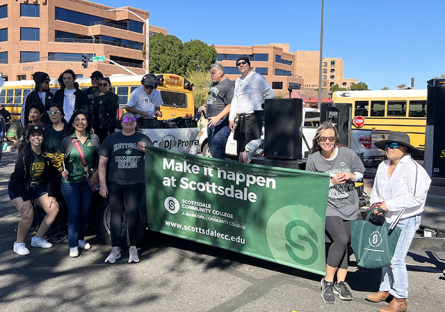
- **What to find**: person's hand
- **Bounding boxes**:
[331,173,345,185]
[20,200,33,215]
[208,116,221,128]
[140,111,149,118]
[48,197,59,209]
[198,106,206,113]
[369,202,382,210]
[90,171,99,184]
[91,128,95,134]
[229,120,236,132]
[62,170,69,180]
[154,110,162,117]
[137,141,147,152]
[99,92,105,96]
[99,183,108,198]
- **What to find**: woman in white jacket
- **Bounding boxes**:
[366,132,431,312]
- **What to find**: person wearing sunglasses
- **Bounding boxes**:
[366,132,431,312]
[228,56,275,161]
[21,71,54,127]
[91,77,119,143]
[125,74,163,121]
[84,71,104,117]
[306,121,365,304]
[98,112,152,263]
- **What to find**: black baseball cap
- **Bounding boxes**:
[27,125,45,138]
[90,71,104,79]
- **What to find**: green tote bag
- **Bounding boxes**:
[350,208,402,269]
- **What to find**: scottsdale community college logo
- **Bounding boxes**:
[369,231,383,248]
[164,197,180,214]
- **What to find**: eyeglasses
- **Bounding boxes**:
[47,111,61,115]
[319,136,337,142]
[123,117,136,123]
[236,61,247,67]
[92,77,101,81]
[385,142,399,150]
[144,85,154,90]
[99,83,109,87]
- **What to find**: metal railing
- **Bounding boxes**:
[55,38,142,50]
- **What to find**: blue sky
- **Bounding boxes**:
[96,0,445,90]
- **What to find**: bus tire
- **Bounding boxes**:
[97,198,146,248]
[201,142,212,158]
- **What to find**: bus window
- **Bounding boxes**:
[387,101,406,116]
[51,88,58,94]
[23,89,31,99]
[117,86,129,105]
[0,89,5,104]
[14,89,22,104]
[355,101,369,117]
[6,89,13,104]
[370,101,385,116]
[160,91,187,108]
[409,100,427,117]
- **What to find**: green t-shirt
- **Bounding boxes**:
[62,133,96,183]
[27,152,45,186]
[44,127,65,153]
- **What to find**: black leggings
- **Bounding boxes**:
[108,181,144,246]
[325,216,351,269]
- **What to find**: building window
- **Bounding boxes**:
[0,28,7,42]
[21,28,40,41]
[0,5,7,19]
[289,82,301,89]
[48,52,93,62]
[20,4,40,17]
[322,75,327,80]
[275,69,292,76]
[322,81,327,87]
[251,54,268,61]
[275,55,292,65]
[330,75,335,80]
[330,69,335,74]
[110,55,144,68]
[20,51,40,63]
[55,7,102,26]
[55,31,143,50]
[17,75,26,81]
[217,54,268,62]
[0,52,7,64]
[331,60,335,67]
[224,67,240,75]
[322,62,327,67]
[255,67,268,75]
[342,82,347,87]
[128,20,143,34]
[272,82,283,89]
[323,69,327,74]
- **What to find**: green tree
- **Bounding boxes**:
[144,34,186,75]
[184,69,212,108]
[381,86,390,90]
[274,91,288,99]
[182,40,217,73]
[396,83,406,89]
[349,82,369,90]
[331,84,347,92]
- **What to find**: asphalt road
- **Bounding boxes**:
[1,152,445,312]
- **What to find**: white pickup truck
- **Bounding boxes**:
[198,108,390,166]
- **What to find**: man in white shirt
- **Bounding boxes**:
[125,74,163,119]
[229,56,275,159]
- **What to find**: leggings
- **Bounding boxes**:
[325,216,351,269]
[108,181,145,246]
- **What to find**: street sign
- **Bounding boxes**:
[92,56,105,62]
[353,116,365,128]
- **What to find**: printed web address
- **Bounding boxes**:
[164,220,246,245]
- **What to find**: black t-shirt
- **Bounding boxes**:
[44,126,65,152]
[99,132,152,185]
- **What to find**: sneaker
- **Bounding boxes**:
[13,242,30,256]
[333,281,353,301]
[128,247,140,263]
[104,247,121,264]
[321,278,336,304]
[78,240,91,250]
[31,236,53,249]
[69,247,79,258]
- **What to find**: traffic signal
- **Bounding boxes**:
[82,54,88,69]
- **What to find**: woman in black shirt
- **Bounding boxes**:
[92,77,119,143]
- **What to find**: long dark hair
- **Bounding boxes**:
[48,103,67,124]
[65,110,92,135]
[58,69,80,90]
[310,121,340,154]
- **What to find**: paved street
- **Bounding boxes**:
[1,151,445,312]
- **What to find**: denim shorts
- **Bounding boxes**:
[8,184,48,201]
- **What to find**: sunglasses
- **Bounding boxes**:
[236,61,248,66]
[123,117,136,123]
[43,80,50,84]
[47,111,61,115]
[385,142,399,150]
[99,83,109,87]
[319,136,337,143]
[144,85,154,90]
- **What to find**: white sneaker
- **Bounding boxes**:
[104,247,121,263]
[78,240,91,250]
[69,247,79,258]
[13,242,30,256]
[128,247,140,263]
[31,236,53,249]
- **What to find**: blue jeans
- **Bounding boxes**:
[379,214,421,298]
[207,118,231,159]
[60,182,94,248]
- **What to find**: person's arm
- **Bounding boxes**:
[98,155,109,198]
[208,104,231,127]
[154,90,162,117]
[254,74,275,99]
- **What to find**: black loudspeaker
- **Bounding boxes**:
[425,79,445,178]
[264,98,303,160]
[320,103,352,147]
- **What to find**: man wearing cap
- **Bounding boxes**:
[229,56,275,160]
[21,71,54,127]
[84,71,104,117]
[125,74,163,119]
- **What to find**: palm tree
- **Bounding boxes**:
[396,83,406,89]
[381,86,390,90]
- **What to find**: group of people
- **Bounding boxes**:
[9,69,161,263]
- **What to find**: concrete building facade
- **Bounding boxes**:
[0,0,166,81]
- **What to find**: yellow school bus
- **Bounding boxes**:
[0,74,194,122]
[332,89,427,149]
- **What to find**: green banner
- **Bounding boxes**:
[145,146,330,275]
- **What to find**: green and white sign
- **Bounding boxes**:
[92,56,105,62]
[145,147,330,275]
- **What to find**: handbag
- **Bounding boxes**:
[350,207,402,269]
[72,138,100,192]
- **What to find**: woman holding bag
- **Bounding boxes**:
[59,111,100,257]
[366,132,431,312]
